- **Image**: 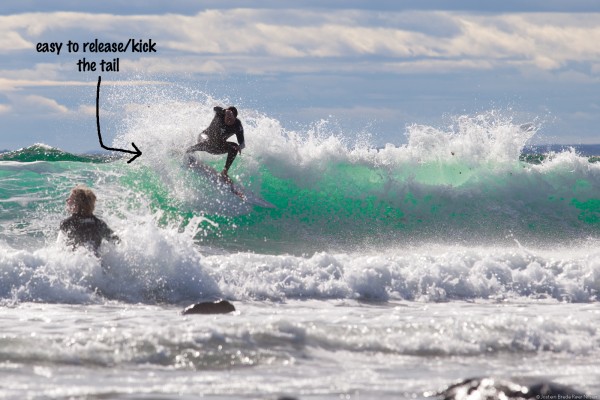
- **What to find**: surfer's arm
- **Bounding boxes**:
[235,124,245,152]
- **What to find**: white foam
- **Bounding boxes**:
[106,84,599,195]
[198,244,600,303]
[2,241,598,304]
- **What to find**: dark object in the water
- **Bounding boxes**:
[432,377,586,400]
[182,300,235,315]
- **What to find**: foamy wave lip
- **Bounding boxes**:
[109,83,536,177]
[5,143,60,156]
[203,245,600,303]
[401,113,537,165]
[98,214,222,303]
[1,239,599,305]
[104,82,597,199]
[0,242,103,304]
[30,143,57,150]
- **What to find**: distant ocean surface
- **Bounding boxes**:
[1,101,599,398]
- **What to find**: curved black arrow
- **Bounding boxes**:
[96,76,142,163]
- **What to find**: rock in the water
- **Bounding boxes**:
[182,300,235,315]
[433,377,586,400]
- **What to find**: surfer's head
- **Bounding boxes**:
[66,185,96,216]
[227,106,238,118]
[224,106,238,126]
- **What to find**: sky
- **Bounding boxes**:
[1,0,600,152]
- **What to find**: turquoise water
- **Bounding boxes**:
[2,138,599,255]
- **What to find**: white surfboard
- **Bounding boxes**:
[185,155,275,208]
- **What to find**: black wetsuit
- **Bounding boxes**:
[60,214,118,255]
[187,106,245,171]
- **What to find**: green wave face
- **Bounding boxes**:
[0,144,107,163]
[3,144,599,254]
[3,101,600,255]
[103,152,600,254]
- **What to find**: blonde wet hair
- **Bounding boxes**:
[68,185,96,216]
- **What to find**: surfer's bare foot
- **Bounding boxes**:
[220,170,232,184]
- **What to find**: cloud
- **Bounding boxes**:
[453,14,600,69]
[148,10,600,74]
[0,63,69,83]
[4,93,116,117]
[0,77,166,92]
[121,57,225,74]
[0,12,149,41]
[16,94,70,114]
[75,104,97,116]
[382,59,495,74]
[0,78,90,92]
[0,104,12,114]
[2,9,600,76]
[0,30,32,51]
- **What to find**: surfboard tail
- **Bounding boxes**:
[185,156,275,208]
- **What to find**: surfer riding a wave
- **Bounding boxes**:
[186,106,245,183]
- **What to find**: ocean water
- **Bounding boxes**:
[1,98,599,399]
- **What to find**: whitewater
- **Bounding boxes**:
[0,88,599,398]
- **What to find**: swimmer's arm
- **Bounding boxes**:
[108,231,120,244]
[106,226,120,244]
[98,219,120,244]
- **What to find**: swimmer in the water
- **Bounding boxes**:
[59,185,119,255]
